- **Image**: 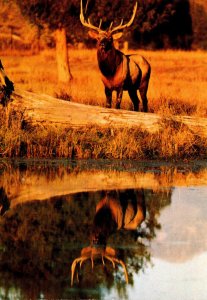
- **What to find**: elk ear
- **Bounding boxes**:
[88,30,99,40]
[112,32,123,40]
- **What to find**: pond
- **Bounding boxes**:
[0,159,207,300]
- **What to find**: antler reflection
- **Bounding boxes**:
[71,246,128,286]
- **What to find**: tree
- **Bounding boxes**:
[190,1,207,49]
[15,0,81,82]
[132,0,193,49]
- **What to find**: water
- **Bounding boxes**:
[0,159,207,300]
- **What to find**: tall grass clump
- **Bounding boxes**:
[148,118,207,159]
[0,106,26,157]
[0,106,206,160]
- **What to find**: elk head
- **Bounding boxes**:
[71,245,128,286]
[80,0,138,51]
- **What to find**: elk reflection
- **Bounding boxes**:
[71,189,146,286]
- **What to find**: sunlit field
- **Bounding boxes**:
[2,48,207,117]
[1,48,207,160]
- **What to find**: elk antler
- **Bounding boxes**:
[80,0,104,33]
[110,2,137,34]
[71,246,128,286]
[80,1,137,34]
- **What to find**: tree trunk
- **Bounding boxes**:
[55,28,73,82]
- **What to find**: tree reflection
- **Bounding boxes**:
[0,187,10,216]
[0,188,171,299]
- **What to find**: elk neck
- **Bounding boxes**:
[97,46,122,77]
[93,205,117,234]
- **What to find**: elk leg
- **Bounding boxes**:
[105,87,112,108]
[116,88,123,109]
[128,89,140,112]
[139,84,148,113]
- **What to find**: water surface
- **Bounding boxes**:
[0,159,207,300]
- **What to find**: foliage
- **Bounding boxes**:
[14,0,82,43]
[0,0,204,49]
[132,0,193,49]
[15,0,78,29]
[191,0,207,49]
[0,0,39,50]
[14,0,194,48]
[80,0,193,49]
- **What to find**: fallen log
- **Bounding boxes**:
[11,89,161,133]
[8,88,207,137]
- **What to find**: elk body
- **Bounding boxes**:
[80,1,151,112]
[91,189,146,246]
[71,189,146,285]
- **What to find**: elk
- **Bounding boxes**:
[71,189,146,286]
[80,1,151,112]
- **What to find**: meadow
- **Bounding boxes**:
[0,48,207,160]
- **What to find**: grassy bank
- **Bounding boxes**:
[0,107,206,160]
[0,49,207,160]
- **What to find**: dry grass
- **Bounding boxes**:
[1,48,207,116]
[147,50,207,117]
[0,48,207,160]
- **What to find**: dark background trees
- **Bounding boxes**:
[133,0,193,49]
[82,0,193,49]
[5,0,207,52]
[190,0,207,49]
[78,0,207,50]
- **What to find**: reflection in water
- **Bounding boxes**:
[152,187,207,263]
[71,190,146,285]
[0,187,171,299]
[0,160,207,299]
